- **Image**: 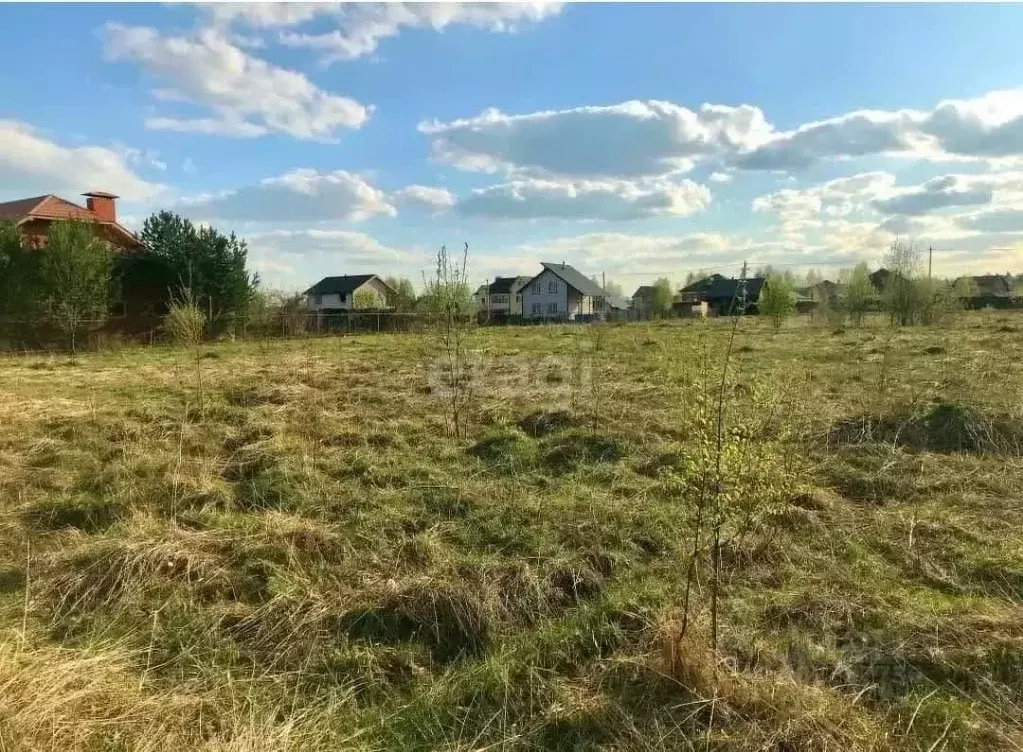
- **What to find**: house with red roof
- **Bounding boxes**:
[0,191,141,251]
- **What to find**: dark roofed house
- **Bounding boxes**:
[521,261,607,321]
[304,274,395,311]
[474,275,532,318]
[0,192,141,252]
[869,268,904,292]
[679,275,767,315]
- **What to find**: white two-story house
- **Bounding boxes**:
[521,262,607,321]
[304,274,395,312]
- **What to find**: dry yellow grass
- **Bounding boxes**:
[1,313,1022,750]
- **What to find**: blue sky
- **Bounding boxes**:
[4,2,1023,291]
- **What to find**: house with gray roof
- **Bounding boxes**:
[521,262,607,320]
[474,275,532,318]
[304,274,395,311]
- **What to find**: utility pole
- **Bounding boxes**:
[928,246,933,280]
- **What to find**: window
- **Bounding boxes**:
[547,302,558,314]
[313,294,322,305]
[548,280,558,294]
[532,303,542,315]
[533,282,541,294]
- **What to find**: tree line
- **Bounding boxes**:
[0,211,261,346]
[640,241,1021,327]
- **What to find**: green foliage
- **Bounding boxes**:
[136,211,258,322]
[37,221,113,352]
[384,276,417,311]
[0,220,36,315]
[353,288,382,310]
[419,247,473,317]
[650,277,673,317]
[759,273,795,327]
[842,262,876,326]
[0,220,17,271]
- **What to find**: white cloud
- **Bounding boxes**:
[961,207,1023,234]
[738,88,1023,171]
[102,23,370,141]
[421,87,1023,180]
[748,169,1023,272]
[247,228,420,262]
[392,184,456,213]
[245,227,430,289]
[146,116,268,138]
[182,157,197,175]
[871,174,994,216]
[180,169,396,222]
[111,143,167,172]
[455,176,712,220]
[210,3,564,64]
[709,171,733,184]
[205,4,337,29]
[736,109,926,171]
[0,120,164,201]
[419,100,774,178]
[752,172,897,229]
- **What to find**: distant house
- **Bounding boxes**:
[677,274,767,316]
[869,268,900,293]
[606,293,632,321]
[955,274,1016,309]
[474,276,531,319]
[631,285,656,317]
[304,275,395,312]
[521,262,607,320]
[801,279,840,303]
[0,192,141,252]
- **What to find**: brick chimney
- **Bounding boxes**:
[82,191,119,223]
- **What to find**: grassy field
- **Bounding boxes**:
[1,313,1022,750]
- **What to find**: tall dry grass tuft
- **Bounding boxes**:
[165,289,208,419]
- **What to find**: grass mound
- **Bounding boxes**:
[340,581,490,662]
[540,428,625,471]
[22,493,124,533]
[829,400,1023,455]
[517,409,582,437]
[468,426,538,471]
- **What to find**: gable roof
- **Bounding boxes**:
[960,274,1013,297]
[304,274,391,297]
[632,285,655,299]
[487,276,531,295]
[681,274,766,302]
[528,262,605,297]
[0,193,141,249]
[680,273,728,295]
[0,194,101,223]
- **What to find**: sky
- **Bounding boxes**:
[5,2,1023,293]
